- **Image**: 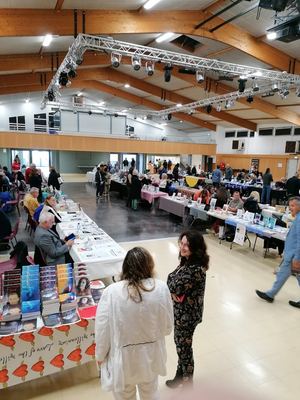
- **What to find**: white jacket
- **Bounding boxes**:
[95,278,173,392]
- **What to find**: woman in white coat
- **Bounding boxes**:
[95,247,173,400]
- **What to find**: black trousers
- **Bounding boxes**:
[174,322,198,379]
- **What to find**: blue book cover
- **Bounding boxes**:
[21,299,41,314]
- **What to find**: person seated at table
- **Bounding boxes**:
[24,187,40,217]
[0,171,10,192]
[243,191,261,214]
[159,160,168,178]
[41,194,62,233]
[194,188,211,205]
[0,208,12,251]
[214,187,230,209]
[3,166,14,183]
[34,212,74,266]
[140,174,151,186]
[247,173,257,185]
[228,191,244,213]
[159,173,168,190]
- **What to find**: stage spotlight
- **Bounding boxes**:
[252,80,259,92]
[164,64,172,83]
[75,56,83,66]
[225,99,234,109]
[196,70,205,83]
[88,111,92,115]
[246,95,254,103]
[59,71,68,86]
[215,104,222,112]
[279,88,289,99]
[47,90,55,102]
[272,82,280,92]
[238,79,247,93]
[296,87,300,97]
[146,61,155,76]
[132,56,141,71]
[111,53,121,68]
[206,104,212,114]
[167,113,172,121]
[68,69,76,79]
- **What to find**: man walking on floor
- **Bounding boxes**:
[256,196,300,308]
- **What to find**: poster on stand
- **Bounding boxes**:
[234,223,246,246]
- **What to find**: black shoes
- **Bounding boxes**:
[166,371,183,389]
[289,300,300,309]
[255,290,274,303]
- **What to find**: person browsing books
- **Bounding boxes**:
[166,230,209,388]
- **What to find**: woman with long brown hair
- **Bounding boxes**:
[166,230,209,388]
[95,247,173,400]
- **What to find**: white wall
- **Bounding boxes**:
[216,123,299,155]
[0,99,214,145]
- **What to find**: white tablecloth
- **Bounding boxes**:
[57,211,126,279]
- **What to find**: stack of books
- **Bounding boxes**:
[40,265,60,316]
[57,263,77,315]
[21,265,41,321]
[1,270,22,322]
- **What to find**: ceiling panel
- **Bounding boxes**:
[0,0,54,8]
[226,109,272,119]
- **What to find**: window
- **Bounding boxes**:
[294,127,300,135]
[249,131,255,137]
[9,115,25,131]
[259,128,273,136]
[34,113,47,132]
[49,112,60,134]
[285,141,296,153]
[275,127,291,136]
[225,131,235,138]
[237,131,248,138]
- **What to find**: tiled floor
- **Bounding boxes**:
[2,183,300,400]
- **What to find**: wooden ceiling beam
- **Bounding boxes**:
[0,9,299,73]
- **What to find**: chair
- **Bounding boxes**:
[0,255,18,295]
[2,218,20,248]
[2,190,21,216]
[23,205,37,235]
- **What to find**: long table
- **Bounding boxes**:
[159,196,188,219]
[141,189,168,204]
[56,211,126,279]
[207,210,288,241]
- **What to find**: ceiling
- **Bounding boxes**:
[0,0,299,132]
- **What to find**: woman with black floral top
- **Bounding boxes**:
[166,230,209,388]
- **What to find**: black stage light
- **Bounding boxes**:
[88,111,92,115]
[167,113,172,120]
[146,61,154,76]
[59,72,69,86]
[68,69,77,79]
[132,56,141,71]
[246,95,254,103]
[206,104,212,114]
[164,64,173,83]
[238,79,247,93]
[47,90,55,102]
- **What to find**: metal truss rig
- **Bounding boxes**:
[41,33,300,110]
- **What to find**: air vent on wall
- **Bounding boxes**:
[294,127,300,135]
[225,131,235,138]
[237,130,248,138]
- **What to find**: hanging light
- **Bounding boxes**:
[132,56,141,71]
[272,82,280,92]
[252,80,259,92]
[47,90,55,102]
[196,70,205,83]
[246,95,254,103]
[111,53,122,68]
[215,104,222,112]
[206,104,212,114]
[59,72,68,86]
[68,69,76,79]
[238,79,247,93]
[145,61,155,76]
[164,64,172,82]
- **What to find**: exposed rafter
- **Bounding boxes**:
[0,9,299,73]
